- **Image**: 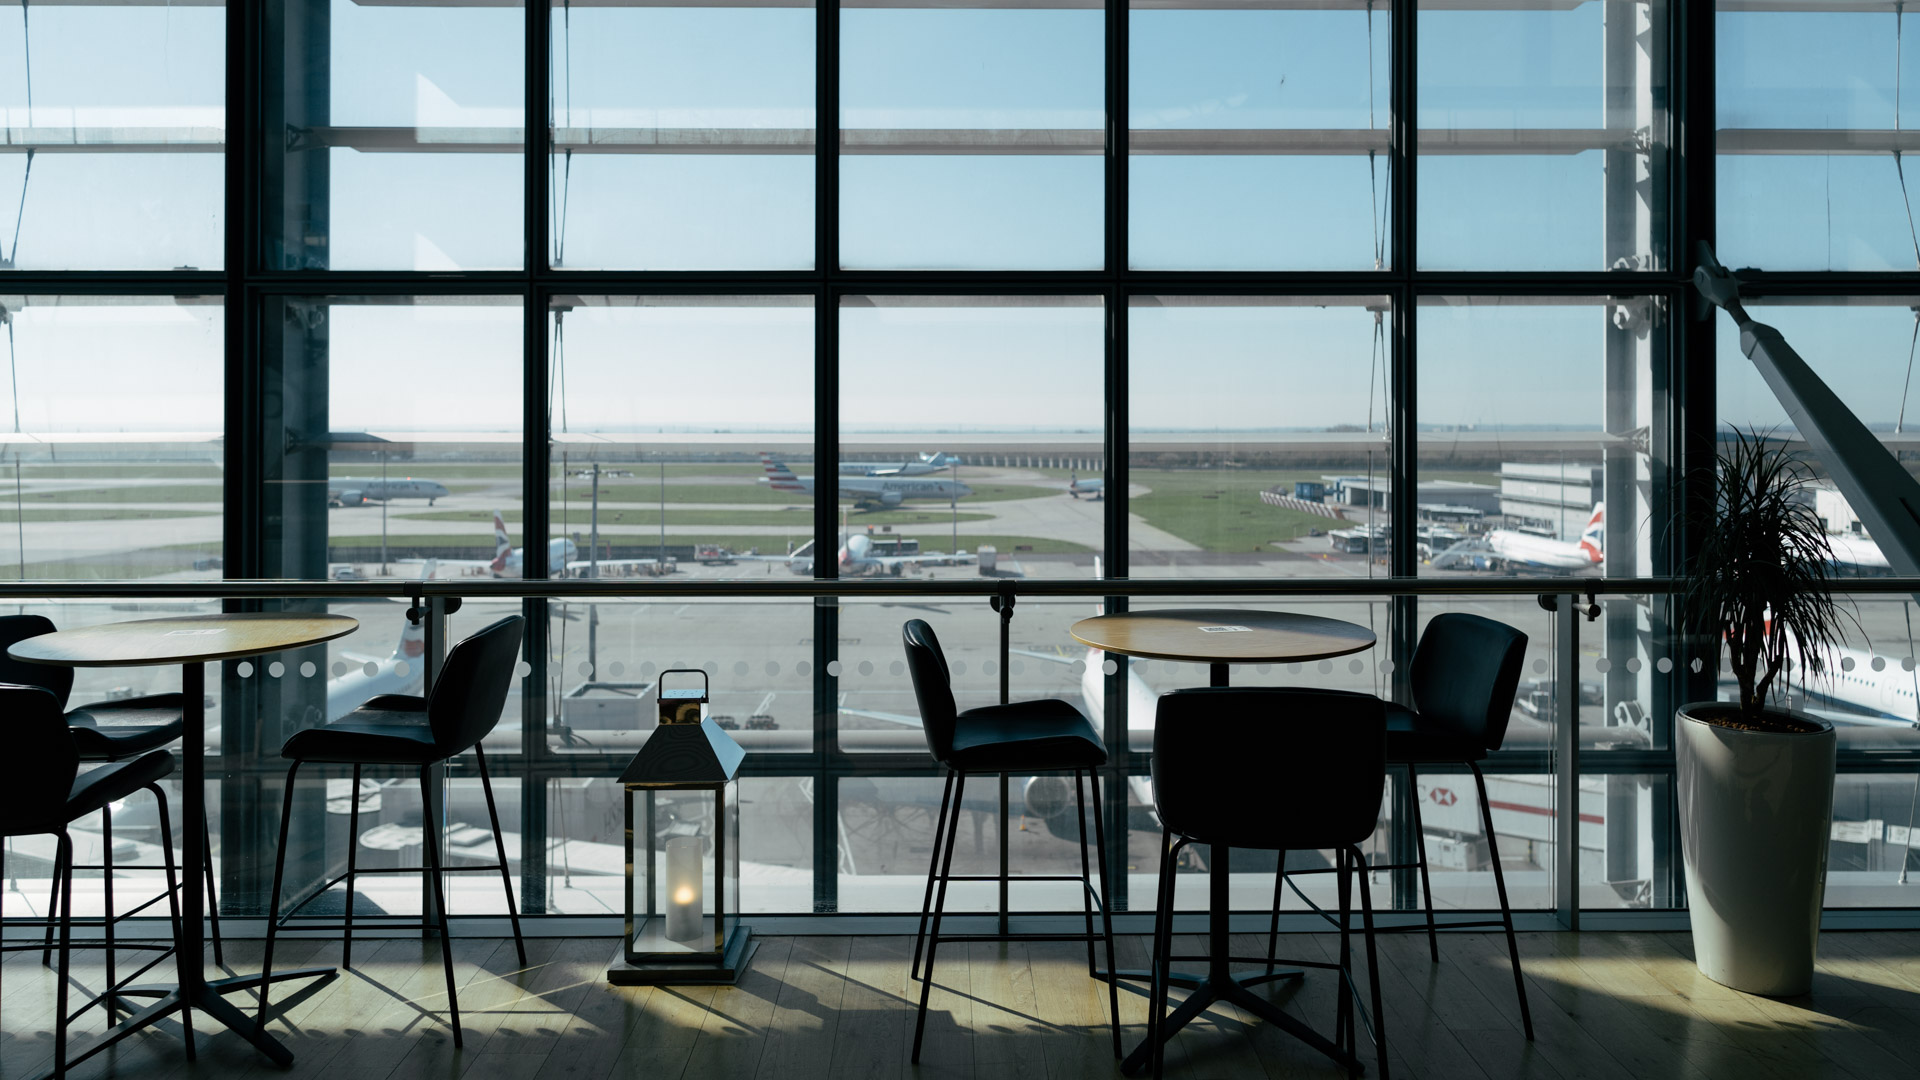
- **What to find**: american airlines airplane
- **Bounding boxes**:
[839,452,954,478]
[329,477,450,507]
[760,454,971,509]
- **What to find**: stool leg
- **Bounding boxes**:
[201,795,223,968]
[1407,763,1439,962]
[910,770,955,983]
[1472,761,1533,1040]
[342,764,362,970]
[102,801,118,1017]
[1149,831,1179,1080]
[475,745,526,966]
[258,762,300,1029]
[1074,771,1096,978]
[41,844,58,967]
[911,771,966,1064]
[1266,848,1287,974]
[53,830,72,1080]
[1086,769,1121,1060]
[1335,847,1353,1060]
[1355,848,1389,1080]
[151,782,195,1061]
[419,767,463,1047]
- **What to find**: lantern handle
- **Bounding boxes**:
[658,667,710,701]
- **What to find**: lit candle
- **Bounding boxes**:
[665,835,703,942]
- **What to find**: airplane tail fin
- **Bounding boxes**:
[760,452,808,491]
[490,511,512,572]
[1579,502,1605,563]
[395,614,426,661]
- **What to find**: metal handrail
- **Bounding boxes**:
[5,574,1920,601]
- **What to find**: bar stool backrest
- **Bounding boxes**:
[1152,687,1385,851]
[1409,613,1529,754]
[429,615,525,756]
[0,614,72,710]
[0,683,78,836]
[902,620,959,764]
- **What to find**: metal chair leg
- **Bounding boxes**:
[419,767,463,1047]
[202,795,223,967]
[475,745,526,966]
[1355,847,1389,1080]
[53,831,72,1080]
[1266,848,1287,974]
[910,770,955,983]
[912,771,967,1064]
[342,764,362,970]
[1149,830,1180,1080]
[151,783,195,1060]
[1074,771,1097,978]
[102,802,118,1017]
[1335,847,1353,1061]
[41,843,58,967]
[1408,762,1439,963]
[1471,761,1534,1040]
[257,761,301,1029]
[1087,769,1122,1060]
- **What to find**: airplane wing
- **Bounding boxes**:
[838,705,924,727]
[871,551,976,568]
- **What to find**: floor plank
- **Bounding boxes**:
[2,931,1918,1079]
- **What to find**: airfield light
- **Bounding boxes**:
[611,668,752,984]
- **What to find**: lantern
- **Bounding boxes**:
[609,668,753,984]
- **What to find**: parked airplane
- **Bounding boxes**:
[326,614,428,721]
[1433,504,1603,572]
[820,533,973,577]
[839,452,953,478]
[1068,473,1103,500]
[329,477,449,507]
[1827,534,1892,573]
[759,454,971,509]
[429,511,580,577]
[1783,642,1920,728]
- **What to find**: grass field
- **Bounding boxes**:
[1130,469,1361,553]
[20,484,225,504]
[326,532,1089,556]
[0,508,219,523]
[402,507,993,528]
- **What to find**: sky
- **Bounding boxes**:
[0,2,1916,434]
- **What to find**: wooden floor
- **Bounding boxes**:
[5,931,1920,1079]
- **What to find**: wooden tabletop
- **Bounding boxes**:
[1069,608,1375,664]
[9,613,360,667]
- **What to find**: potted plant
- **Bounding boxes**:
[1677,428,1850,996]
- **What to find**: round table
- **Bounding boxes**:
[1071,606,1376,687]
[1070,606,1376,1075]
[11,613,359,1069]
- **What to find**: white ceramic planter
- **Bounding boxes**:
[1675,703,1836,996]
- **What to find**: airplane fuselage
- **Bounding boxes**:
[330,478,450,506]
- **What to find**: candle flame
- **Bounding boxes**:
[673,886,697,905]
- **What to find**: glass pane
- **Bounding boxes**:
[0,295,222,578]
[547,5,815,269]
[547,295,814,576]
[545,599,814,755]
[264,0,525,270]
[839,7,1103,269]
[839,296,1104,574]
[1418,0,1668,270]
[0,3,224,270]
[1416,296,1667,583]
[1129,6,1390,269]
[1718,6,1920,270]
[1129,297,1392,577]
[1828,774,1920,907]
[259,296,523,582]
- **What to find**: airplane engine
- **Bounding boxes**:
[1023,775,1074,819]
[880,491,904,508]
[333,490,365,507]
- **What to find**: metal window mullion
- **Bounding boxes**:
[814,0,842,903]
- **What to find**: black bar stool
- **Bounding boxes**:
[1150,687,1390,1080]
[901,618,1121,1062]
[259,614,527,1047]
[1267,612,1534,1040]
[0,615,224,977]
[0,683,185,1080]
